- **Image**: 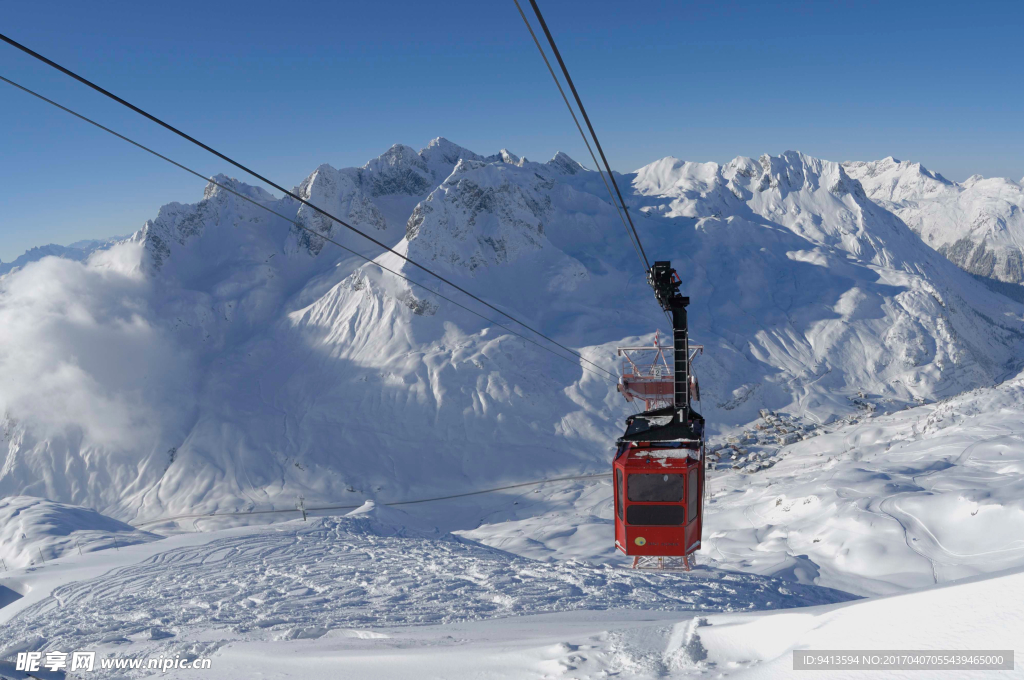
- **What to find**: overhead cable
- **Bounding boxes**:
[131,472,612,529]
[511,0,647,276]
[0,73,619,384]
[523,0,651,271]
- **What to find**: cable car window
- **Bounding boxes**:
[627,473,684,502]
[688,469,699,522]
[627,504,686,525]
[616,469,624,521]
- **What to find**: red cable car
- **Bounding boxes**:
[613,441,704,570]
[614,262,706,570]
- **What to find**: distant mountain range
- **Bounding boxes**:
[844,157,1024,288]
[0,234,129,276]
[2,139,1022,523]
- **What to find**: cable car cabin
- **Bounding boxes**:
[613,442,703,565]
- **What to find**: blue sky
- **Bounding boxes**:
[1,0,1022,262]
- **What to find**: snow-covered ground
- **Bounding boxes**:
[0,504,853,679]
[0,497,160,569]
[2,372,1024,675]
[0,492,1020,679]
[699,378,1024,596]
[159,565,1023,680]
[4,374,1024,677]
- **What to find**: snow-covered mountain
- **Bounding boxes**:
[844,157,1024,286]
[1,140,1022,525]
[0,235,127,277]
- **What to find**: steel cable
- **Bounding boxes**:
[511,0,647,276]
[131,472,612,529]
[523,0,651,271]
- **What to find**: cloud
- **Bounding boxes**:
[0,243,192,450]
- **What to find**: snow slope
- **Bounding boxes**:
[699,373,1024,597]
[463,370,1024,598]
[0,497,159,569]
[1,142,1023,527]
[844,157,1024,285]
[0,504,1018,680]
[178,565,1022,679]
[0,506,853,679]
[627,152,1024,421]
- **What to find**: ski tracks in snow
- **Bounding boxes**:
[0,515,853,678]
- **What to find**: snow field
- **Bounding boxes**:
[0,507,853,679]
[155,564,1024,679]
[699,377,1024,596]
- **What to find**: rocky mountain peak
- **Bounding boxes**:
[498,149,525,166]
[418,138,487,178]
[546,151,586,175]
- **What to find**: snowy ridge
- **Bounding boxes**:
[629,151,1024,418]
[844,156,1024,285]
[0,497,159,569]
[1,142,1023,526]
[0,235,127,277]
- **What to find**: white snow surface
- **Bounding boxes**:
[0,508,852,679]
[844,157,1024,286]
[3,363,1024,677]
[1,141,1023,532]
[0,503,1019,679]
[698,374,1024,596]
[460,372,1024,597]
[154,566,1022,679]
[0,496,159,569]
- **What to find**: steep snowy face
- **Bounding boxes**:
[405,160,550,273]
[0,144,631,520]
[842,156,955,203]
[844,157,1024,284]
[418,136,487,173]
[1,142,1023,523]
[291,141,469,255]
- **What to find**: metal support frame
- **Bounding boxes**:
[617,336,704,412]
[617,261,703,444]
[631,554,694,571]
[648,261,691,414]
[672,305,689,415]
